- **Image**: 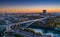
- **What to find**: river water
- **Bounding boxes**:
[32,28,60,37]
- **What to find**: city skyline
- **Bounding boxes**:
[0,0,60,13]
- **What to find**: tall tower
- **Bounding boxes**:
[43,10,46,15]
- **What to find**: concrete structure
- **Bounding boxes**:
[5,16,49,32]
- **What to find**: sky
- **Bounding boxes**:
[0,0,60,13]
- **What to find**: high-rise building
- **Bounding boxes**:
[43,10,46,15]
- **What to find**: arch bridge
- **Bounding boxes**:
[6,17,49,32]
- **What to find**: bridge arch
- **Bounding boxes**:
[6,17,48,32]
[26,21,44,28]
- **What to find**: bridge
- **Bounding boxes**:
[6,16,49,32]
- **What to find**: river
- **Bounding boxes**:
[32,28,60,37]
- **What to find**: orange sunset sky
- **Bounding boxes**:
[0,6,60,13]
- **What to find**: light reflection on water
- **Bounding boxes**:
[33,29,60,37]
